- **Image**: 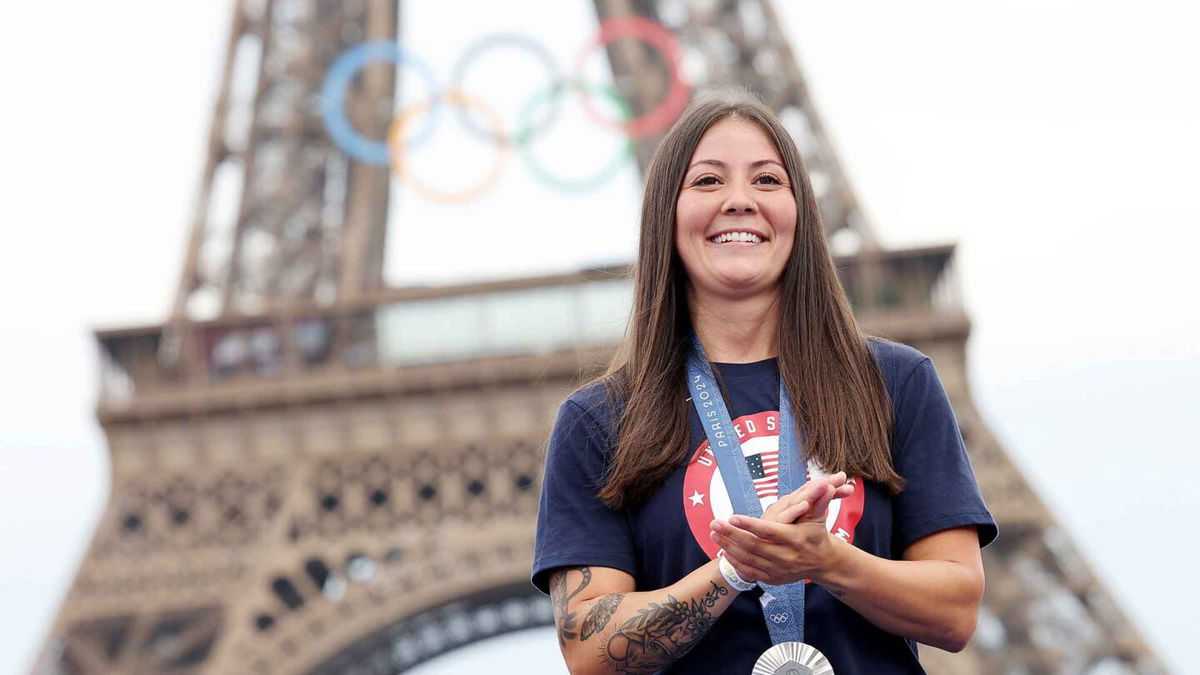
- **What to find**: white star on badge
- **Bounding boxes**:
[688,490,705,506]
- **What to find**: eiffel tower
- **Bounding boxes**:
[33,0,1167,673]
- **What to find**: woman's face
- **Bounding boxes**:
[675,118,797,302]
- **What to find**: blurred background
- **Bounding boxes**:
[1,0,1197,673]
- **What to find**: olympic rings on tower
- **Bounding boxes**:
[319,17,692,201]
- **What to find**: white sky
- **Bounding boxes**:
[1,1,1198,673]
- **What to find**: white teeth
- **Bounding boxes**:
[709,231,763,244]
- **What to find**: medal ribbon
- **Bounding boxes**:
[686,333,808,645]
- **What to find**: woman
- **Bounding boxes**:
[532,91,997,674]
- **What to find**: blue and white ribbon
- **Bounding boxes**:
[685,333,808,645]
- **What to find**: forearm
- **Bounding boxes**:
[563,560,741,674]
[815,538,983,652]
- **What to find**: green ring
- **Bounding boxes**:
[516,79,635,194]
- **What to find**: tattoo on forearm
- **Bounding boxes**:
[581,593,625,640]
[601,582,728,672]
[550,567,592,647]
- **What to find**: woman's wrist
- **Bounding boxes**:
[716,550,756,592]
[813,535,860,598]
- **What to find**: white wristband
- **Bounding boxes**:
[717,551,756,592]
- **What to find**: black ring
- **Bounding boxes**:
[448,32,564,146]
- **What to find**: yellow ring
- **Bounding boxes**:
[387,90,510,204]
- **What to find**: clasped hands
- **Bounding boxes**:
[709,472,853,587]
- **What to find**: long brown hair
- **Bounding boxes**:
[594,90,903,510]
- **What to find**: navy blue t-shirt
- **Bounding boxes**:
[532,338,998,674]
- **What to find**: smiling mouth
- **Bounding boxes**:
[707,231,765,244]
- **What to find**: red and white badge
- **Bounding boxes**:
[683,410,865,560]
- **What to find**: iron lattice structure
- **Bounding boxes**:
[33,0,1166,673]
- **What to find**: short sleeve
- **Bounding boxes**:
[531,398,638,595]
[892,357,999,552]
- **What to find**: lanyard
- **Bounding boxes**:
[685,333,808,645]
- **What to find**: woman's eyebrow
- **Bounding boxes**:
[687,159,785,171]
[750,159,786,170]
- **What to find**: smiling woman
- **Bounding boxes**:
[674,118,798,303]
[531,91,997,674]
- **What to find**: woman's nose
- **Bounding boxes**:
[723,196,758,214]
[723,181,758,214]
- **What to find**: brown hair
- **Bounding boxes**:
[593,90,903,510]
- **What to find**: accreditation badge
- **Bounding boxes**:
[752,641,834,675]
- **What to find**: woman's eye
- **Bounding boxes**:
[694,176,719,186]
[755,174,782,185]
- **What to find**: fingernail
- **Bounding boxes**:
[729,516,742,527]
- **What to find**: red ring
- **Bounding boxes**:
[574,15,691,138]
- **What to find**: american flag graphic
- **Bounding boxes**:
[745,451,780,498]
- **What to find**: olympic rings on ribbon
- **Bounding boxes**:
[387,90,510,205]
[448,33,563,146]
[321,41,440,166]
[319,17,691,200]
[574,15,690,138]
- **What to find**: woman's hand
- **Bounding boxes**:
[760,471,853,525]
[708,473,853,586]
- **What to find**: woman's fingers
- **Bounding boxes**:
[710,528,772,572]
[762,487,805,521]
[805,483,838,521]
[767,474,837,514]
[813,483,856,519]
[770,482,855,525]
[725,515,791,542]
[710,518,793,560]
[776,500,811,524]
[712,516,834,585]
[711,519,766,551]
[763,473,851,524]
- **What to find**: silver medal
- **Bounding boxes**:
[751,641,835,675]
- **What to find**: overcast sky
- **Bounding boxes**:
[1,1,1197,673]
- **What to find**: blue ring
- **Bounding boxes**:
[320,41,440,166]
